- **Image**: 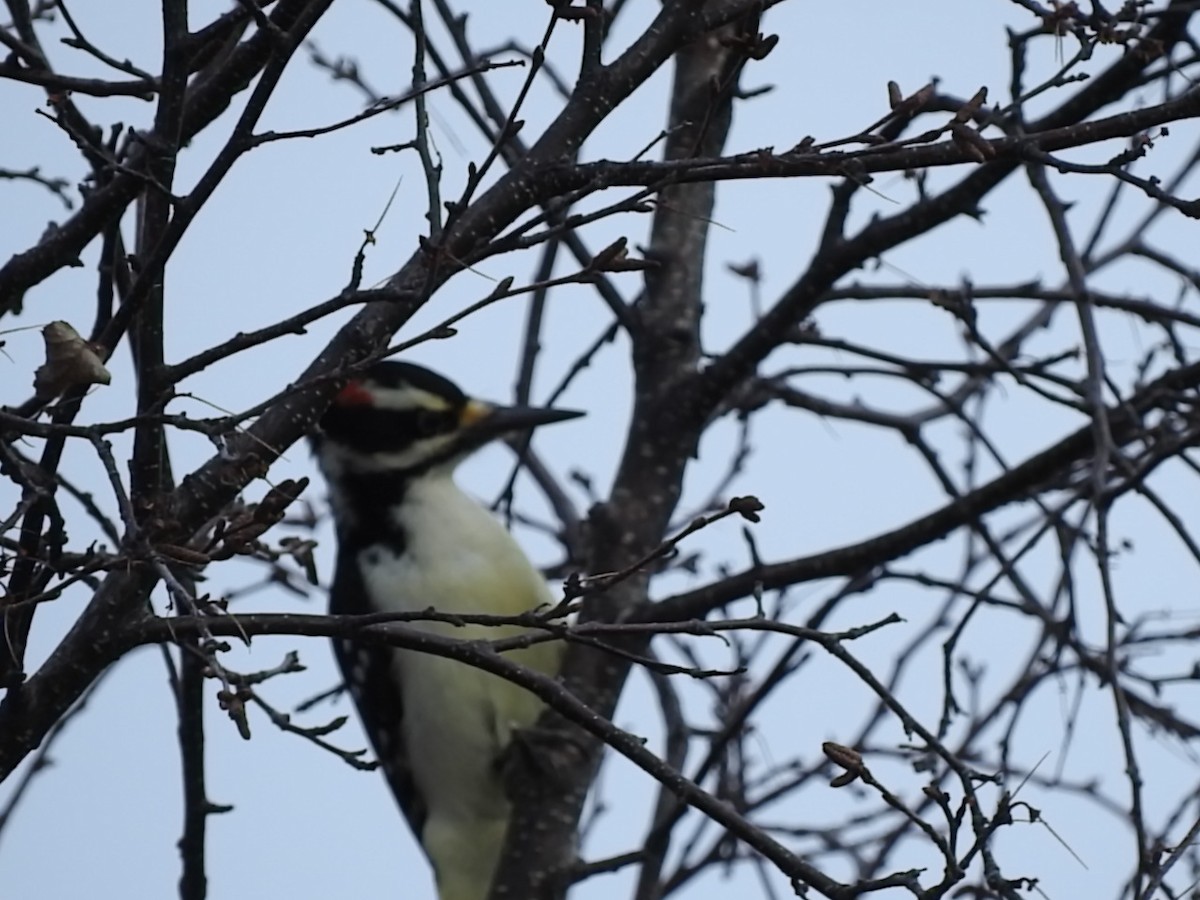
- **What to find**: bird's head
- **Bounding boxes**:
[313,361,582,480]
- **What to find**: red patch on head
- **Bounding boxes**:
[335,380,374,406]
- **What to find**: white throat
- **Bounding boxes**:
[356,471,553,617]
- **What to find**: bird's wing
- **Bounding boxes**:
[330,547,428,840]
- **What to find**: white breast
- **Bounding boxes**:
[354,472,561,838]
[358,472,554,620]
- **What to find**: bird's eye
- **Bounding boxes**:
[414,409,452,436]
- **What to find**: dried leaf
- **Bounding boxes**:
[889,82,935,119]
[830,770,859,788]
[950,122,995,163]
[822,740,863,771]
[951,86,988,124]
[591,238,629,270]
[156,543,211,567]
[214,478,311,559]
[33,321,111,399]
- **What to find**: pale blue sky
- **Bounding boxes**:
[3,2,1199,898]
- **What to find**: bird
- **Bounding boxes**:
[311,360,582,900]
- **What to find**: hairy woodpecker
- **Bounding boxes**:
[312,361,581,900]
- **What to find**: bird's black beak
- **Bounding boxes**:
[460,401,583,443]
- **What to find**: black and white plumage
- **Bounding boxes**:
[312,362,580,900]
